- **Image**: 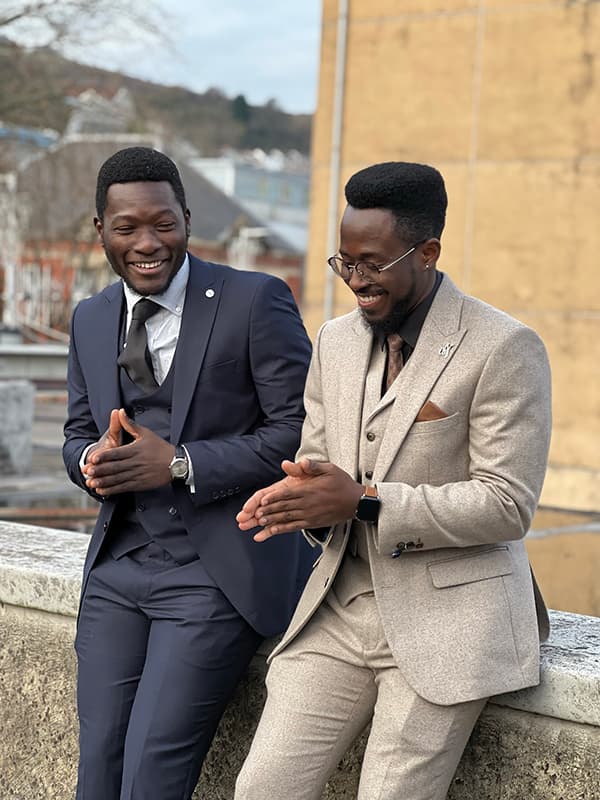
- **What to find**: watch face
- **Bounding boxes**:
[356,495,380,523]
[170,458,188,479]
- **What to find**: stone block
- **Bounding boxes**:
[0,381,34,475]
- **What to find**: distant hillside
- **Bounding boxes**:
[0,38,312,155]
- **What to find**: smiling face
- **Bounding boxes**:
[95,180,190,296]
[339,205,438,333]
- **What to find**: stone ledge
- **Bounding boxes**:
[1,521,599,799]
[1,522,600,727]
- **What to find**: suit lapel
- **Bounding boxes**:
[94,282,124,424]
[170,257,223,444]
[336,315,373,478]
[372,276,468,481]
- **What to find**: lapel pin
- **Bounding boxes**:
[439,342,455,358]
[205,289,215,298]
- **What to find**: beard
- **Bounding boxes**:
[360,296,414,339]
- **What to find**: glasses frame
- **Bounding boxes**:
[327,242,421,283]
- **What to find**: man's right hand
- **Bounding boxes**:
[81,409,123,481]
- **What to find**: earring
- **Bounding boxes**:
[424,263,430,270]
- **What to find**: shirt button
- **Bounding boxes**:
[364,470,373,479]
[169,506,178,516]
[137,504,146,512]
[367,432,376,442]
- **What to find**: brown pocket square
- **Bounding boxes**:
[415,400,449,422]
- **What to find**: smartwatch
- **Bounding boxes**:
[169,445,189,482]
[354,485,380,523]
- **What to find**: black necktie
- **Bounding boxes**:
[118,298,160,391]
[385,333,404,392]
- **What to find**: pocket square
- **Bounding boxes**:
[415,400,449,422]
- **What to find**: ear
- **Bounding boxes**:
[421,238,441,269]
[184,209,191,238]
[94,217,105,248]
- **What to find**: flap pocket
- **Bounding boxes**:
[428,547,512,588]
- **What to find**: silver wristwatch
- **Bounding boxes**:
[169,445,189,482]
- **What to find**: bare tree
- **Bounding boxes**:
[0,1,168,52]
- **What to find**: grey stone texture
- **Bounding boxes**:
[1,522,599,799]
[0,381,34,475]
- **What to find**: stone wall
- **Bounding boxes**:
[1,522,599,799]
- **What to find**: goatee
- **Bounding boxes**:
[360,299,412,339]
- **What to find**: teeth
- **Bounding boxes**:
[133,261,162,269]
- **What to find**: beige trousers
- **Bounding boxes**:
[235,584,486,800]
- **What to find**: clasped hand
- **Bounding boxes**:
[236,458,363,542]
[82,408,174,496]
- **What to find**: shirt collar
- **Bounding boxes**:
[378,270,444,350]
[122,253,189,317]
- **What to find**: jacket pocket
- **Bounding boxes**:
[427,546,512,588]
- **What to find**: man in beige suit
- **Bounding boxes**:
[235,162,552,800]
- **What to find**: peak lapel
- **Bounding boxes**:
[335,314,373,478]
[372,276,468,481]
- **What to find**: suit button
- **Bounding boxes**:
[169,506,178,516]
[405,541,415,551]
[366,432,376,442]
[364,470,373,479]
[103,522,108,531]
[137,504,146,512]
[220,490,227,498]
[212,491,219,500]
[133,405,145,414]
[227,488,234,496]
[416,541,424,549]
[392,542,406,558]
[234,486,240,493]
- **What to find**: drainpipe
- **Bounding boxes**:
[323,0,349,322]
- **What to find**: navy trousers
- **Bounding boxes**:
[75,542,262,800]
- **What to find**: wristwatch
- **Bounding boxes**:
[169,445,189,482]
[354,485,380,523]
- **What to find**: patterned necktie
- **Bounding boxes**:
[385,333,405,391]
[117,298,160,392]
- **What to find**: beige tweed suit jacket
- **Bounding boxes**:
[271,275,552,706]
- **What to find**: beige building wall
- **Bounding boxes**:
[306,0,600,512]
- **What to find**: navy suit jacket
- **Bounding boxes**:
[63,254,313,637]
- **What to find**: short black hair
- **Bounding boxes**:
[95,146,187,220]
[344,161,447,242]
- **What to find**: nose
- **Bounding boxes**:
[347,268,371,291]
[133,226,162,254]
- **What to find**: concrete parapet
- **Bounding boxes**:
[1,522,599,799]
[0,381,34,475]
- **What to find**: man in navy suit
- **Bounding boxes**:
[63,146,313,800]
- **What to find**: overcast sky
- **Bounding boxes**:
[62,1,323,114]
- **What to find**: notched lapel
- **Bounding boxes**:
[170,263,223,444]
[93,284,124,425]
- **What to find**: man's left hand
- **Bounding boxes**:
[237,458,363,542]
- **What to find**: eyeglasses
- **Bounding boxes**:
[327,243,420,283]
